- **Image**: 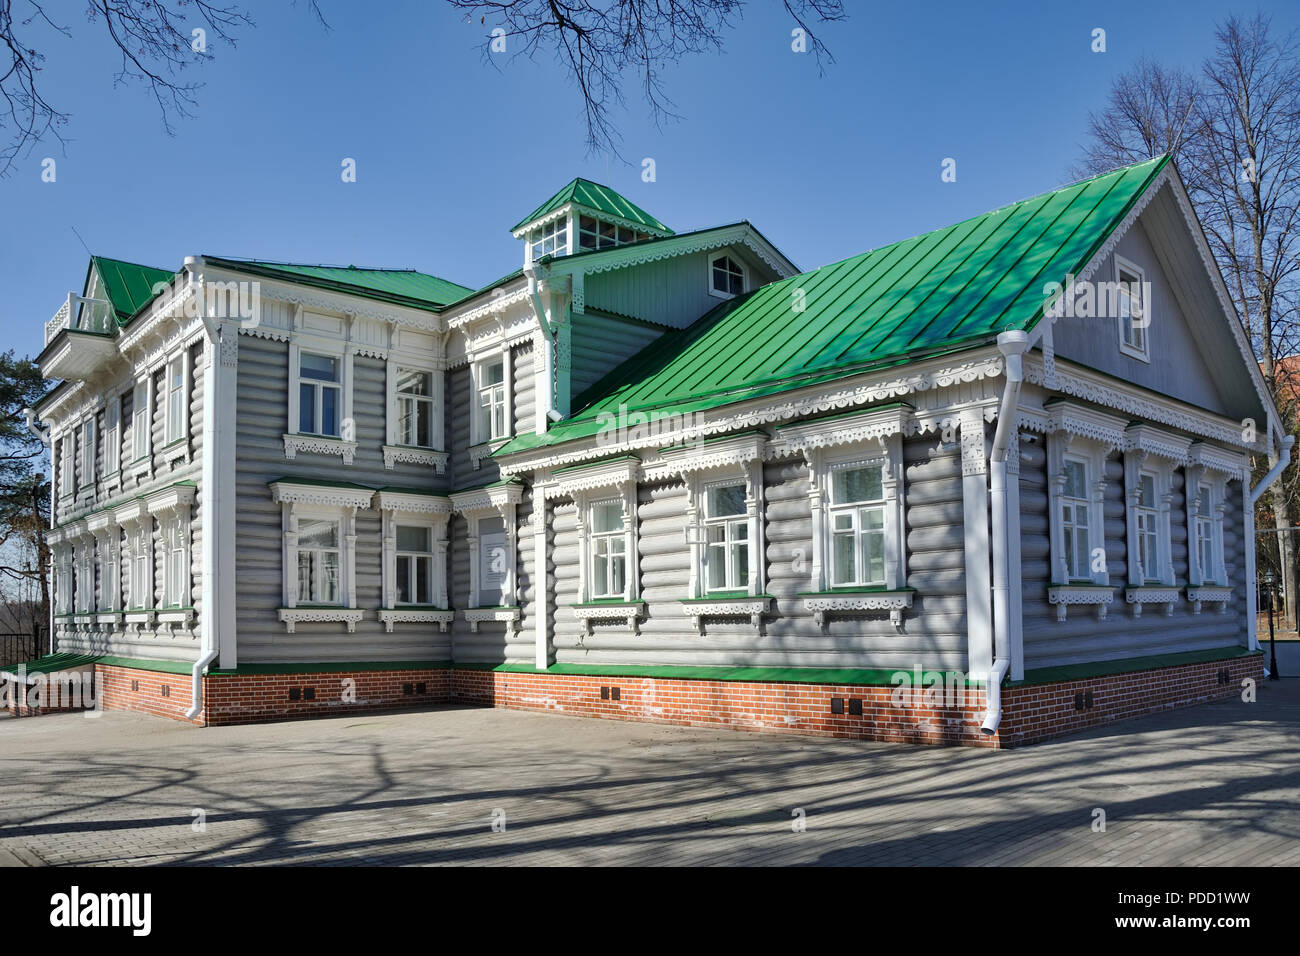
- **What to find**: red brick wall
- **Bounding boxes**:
[200,667,451,726]
[997,653,1263,747]
[16,653,1262,748]
[452,669,992,746]
[97,664,196,722]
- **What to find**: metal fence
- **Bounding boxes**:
[0,631,43,670]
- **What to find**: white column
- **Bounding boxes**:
[533,481,550,669]
[961,410,993,681]
[204,323,239,668]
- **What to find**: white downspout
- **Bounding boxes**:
[982,329,1029,736]
[1250,434,1293,504]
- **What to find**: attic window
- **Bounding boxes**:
[577,215,651,252]
[529,219,568,260]
[709,254,745,298]
[1115,255,1149,362]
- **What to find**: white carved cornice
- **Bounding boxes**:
[1125,424,1193,465]
[1188,442,1247,479]
[450,480,524,517]
[143,482,197,518]
[648,432,767,481]
[1043,400,1128,451]
[372,489,453,517]
[269,480,375,510]
[550,456,641,498]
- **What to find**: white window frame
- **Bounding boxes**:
[125,523,153,611]
[163,353,188,446]
[826,460,891,589]
[376,496,451,610]
[527,216,570,262]
[806,438,906,593]
[54,546,74,615]
[563,476,639,606]
[588,499,631,600]
[58,432,75,499]
[104,398,121,479]
[292,348,345,438]
[393,366,438,449]
[708,251,747,300]
[1188,475,1228,586]
[701,482,752,594]
[471,351,512,446]
[78,417,95,493]
[131,379,151,468]
[1046,433,1110,587]
[1115,254,1150,363]
[271,481,371,617]
[1059,455,1094,583]
[1123,452,1177,588]
[295,514,344,606]
[74,539,94,613]
[160,516,191,609]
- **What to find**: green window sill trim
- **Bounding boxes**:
[381,605,454,612]
[571,599,646,608]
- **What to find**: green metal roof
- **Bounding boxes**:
[207,259,474,310]
[500,155,1170,454]
[512,178,673,234]
[90,256,177,325]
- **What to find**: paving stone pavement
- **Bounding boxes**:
[2,655,1298,866]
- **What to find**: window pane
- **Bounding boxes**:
[707,485,746,517]
[831,531,856,585]
[299,383,315,433]
[396,555,412,604]
[321,386,339,436]
[322,552,339,603]
[300,352,339,382]
[1139,474,1156,506]
[298,519,338,549]
[706,541,727,590]
[397,369,431,396]
[864,531,885,583]
[1063,460,1086,499]
[1197,486,1211,517]
[617,225,634,244]
[416,402,431,447]
[396,525,430,552]
[593,502,624,533]
[482,361,504,387]
[416,556,433,605]
[297,551,313,602]
[833,465,883,504]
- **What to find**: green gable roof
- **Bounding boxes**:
[501,156,1169,454]
[206,259,474,310]
[512,178,672,234]
[90,256,176,325]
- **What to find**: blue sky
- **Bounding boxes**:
[3,0,1297,359]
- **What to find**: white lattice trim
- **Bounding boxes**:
[681,596,772,631]
[1188,442,1248,479]
[801,591,913,628]
[1043,400,1128,450]
[551,456,641,497]
[382,445,448,473]
[572,601,645,635]
[463,606,521,633]
[376,608,455,633]
[1125,424,1193,465]
[372,490,452,516]
[269,480,374,510]
[770,405,913,459]
[450,481,523,517]
[1186,585,1233,615]
[469,439,509,470]
[278,608,365,633]
[651,432,767,478]
[283,433,359,465]
[1124,587,1181,618]
[1047,586,1115,622]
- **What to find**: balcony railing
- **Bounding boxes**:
[45,293,116,346]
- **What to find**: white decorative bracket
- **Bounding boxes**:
[278,608,365,633]
[463,606,521,634]
[1186,585,1232,616]
[800,590,913,628]
[680,596,773,634]
[1047,586,1114,622]
[1124,587,1180,618]
[377,608,455,633]
[382,445,449,473]
[573,602,645,636]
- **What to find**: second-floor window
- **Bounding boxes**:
[165,356,186,444]
[162,520,188,608]
[299,352,342,437]
[59,434,75,498]
[104,399,121,477]
[79,419,95,491]
[396,369,435,448]
[477,359,507,441]
[710,254,745,298]
[297,518,341,605]
[131,382,150,463]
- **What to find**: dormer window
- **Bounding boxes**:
[528,218,568,261]
[709,254,745,298]
[1115,255,1149,361]
[577,214,652,252]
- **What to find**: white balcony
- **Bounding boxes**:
[39,293,120,380]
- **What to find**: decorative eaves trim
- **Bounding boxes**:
[551,224,796,279]
[1188,442,1248,478]
[1043,400,1129,450]
[769,405,914,459]
[269,481,375,510]
[498,351,1006,475]
[550,457,641,498]
[647,432,768,480]
[450,481,524,516]
[1125,424,1193,464]
[372,490,453,516]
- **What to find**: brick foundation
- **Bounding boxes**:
[7,651,1264,747]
